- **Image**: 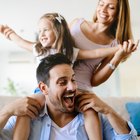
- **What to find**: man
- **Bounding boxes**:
[0,53,137,140]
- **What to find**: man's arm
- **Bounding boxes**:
[0,97,41,129]
[0,106,12,129]
[76,92,135,134]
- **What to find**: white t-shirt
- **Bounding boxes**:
[50,116,82,140]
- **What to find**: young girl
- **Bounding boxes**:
[0,13,137,140]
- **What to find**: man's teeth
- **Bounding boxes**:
[64,94,74,98]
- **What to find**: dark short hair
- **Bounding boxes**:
[36,53,72,85]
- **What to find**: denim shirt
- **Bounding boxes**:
[0,105,138,140]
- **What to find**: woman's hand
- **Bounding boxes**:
[115,40,139,61]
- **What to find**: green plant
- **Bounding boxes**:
[4,78,17,96]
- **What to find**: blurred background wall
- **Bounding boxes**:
[0,0,139,96]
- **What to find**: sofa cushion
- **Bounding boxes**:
[126,102,140,136]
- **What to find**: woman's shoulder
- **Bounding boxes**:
[69,18,86,28]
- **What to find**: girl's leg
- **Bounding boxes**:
[84,109,102,140]
[13,93,45,140]
[13,116,30,140]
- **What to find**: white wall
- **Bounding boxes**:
[0,0,140,96]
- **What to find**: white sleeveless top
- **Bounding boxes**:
[32,44,80,66]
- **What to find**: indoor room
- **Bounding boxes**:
[0,0,139,97]
[0,0,140,139]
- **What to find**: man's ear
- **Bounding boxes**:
[38,81,49,95]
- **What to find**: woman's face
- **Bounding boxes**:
[38,18,56,48]
[96,0,118,26]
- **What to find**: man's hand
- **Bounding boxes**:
[75,90,130,134]
[3,97,42,119]
[75,90,113,114]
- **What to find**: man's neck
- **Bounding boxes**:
[47,107,77,127]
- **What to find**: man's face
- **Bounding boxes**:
[46,64,77,113]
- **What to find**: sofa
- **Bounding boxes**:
[0,96,140,139]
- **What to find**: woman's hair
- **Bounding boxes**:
[93,0,133,44]
[35,13,75,61]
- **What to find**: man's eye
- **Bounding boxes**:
[72,79,76,83]
[59,81,67,86]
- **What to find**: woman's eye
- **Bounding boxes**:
[109,5,115,9]
[99,1,104,6]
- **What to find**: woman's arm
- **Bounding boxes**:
[91,40,138,86]
[0,25,35,52]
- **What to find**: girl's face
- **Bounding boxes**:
[38,18,56,48]
[96,0,118,25]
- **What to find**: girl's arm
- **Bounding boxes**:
[0,25,35,52]
[84,109,102,140]
[77,46,119,60]
[91,40,138,86]
[76,90,102,140]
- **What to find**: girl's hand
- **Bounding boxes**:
[1,25,15,40]
[0,24,3,32]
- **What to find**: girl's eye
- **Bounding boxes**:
[38,28,49,33]
[44,29,49,31]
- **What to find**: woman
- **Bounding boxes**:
[69,0,136,91]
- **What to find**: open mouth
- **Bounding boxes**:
[63,93,75,105]
[41,38,48,43]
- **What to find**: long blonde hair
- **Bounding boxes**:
[93,0,133,44]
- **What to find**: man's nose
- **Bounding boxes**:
[67,82,76,91]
